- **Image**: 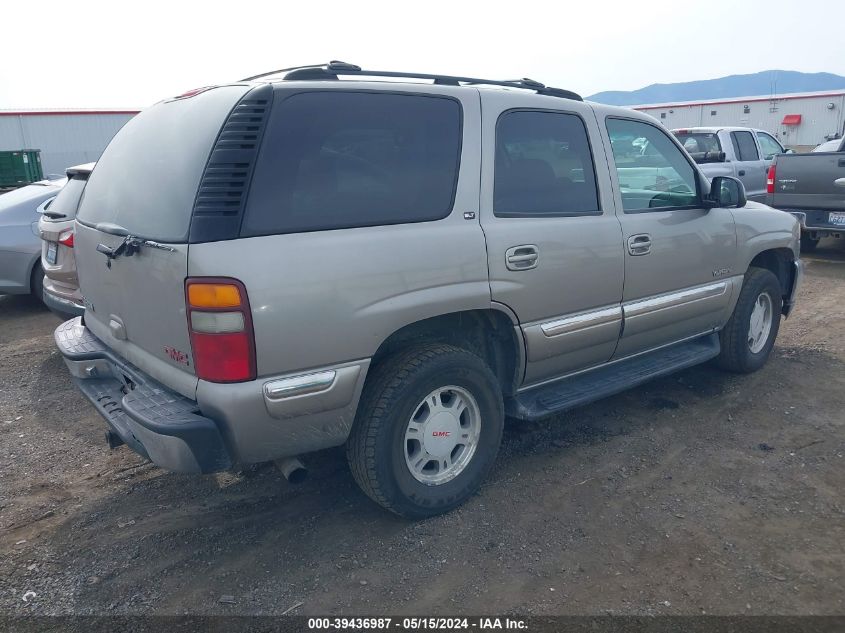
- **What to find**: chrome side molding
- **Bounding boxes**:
[264,370,336,400]
[624,281,728,318]
[261,363,368,420]
[541,306,622,338]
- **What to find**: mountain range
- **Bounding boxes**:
[587,70,845,106]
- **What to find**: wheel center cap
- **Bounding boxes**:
[423,412,460,457]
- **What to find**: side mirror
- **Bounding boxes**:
[784,148,796,154]
[705,176,747,209]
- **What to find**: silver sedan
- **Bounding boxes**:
[0,178,66,300]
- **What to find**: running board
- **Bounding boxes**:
[506,334,720,421]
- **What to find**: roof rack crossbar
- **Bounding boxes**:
[240,62,583,101]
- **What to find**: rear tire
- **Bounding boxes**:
[800,233,819,253]
[30,262,45,305]
[347,344,504,518]
[716,267,782,374]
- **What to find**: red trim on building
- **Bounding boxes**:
[635,91,845,110]
[0,110,141,117]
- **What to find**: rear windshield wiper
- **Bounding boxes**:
[38,210,67,219]
[95,225,174,267]
[95,222,131,236]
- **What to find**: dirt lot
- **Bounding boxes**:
[1,241,844,617]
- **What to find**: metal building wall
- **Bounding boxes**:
[635,93,845,150]
[0,112,137,176]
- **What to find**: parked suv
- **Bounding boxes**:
[55,63,802,518]
[38,163,94,318]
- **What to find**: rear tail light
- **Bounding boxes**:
[58,229,74,248]
[185,278,256,383]
[766,164,776,194]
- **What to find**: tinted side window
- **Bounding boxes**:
[756,132,783,159]
[731,131,760,161]
[242,91,462,236]
[494,111,599,216]
[606,118,700,212]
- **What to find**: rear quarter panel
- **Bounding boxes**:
[189,221,491,377]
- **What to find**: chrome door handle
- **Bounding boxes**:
[627,234,652,256]
[835,178,845,188]
[506,245,539,270]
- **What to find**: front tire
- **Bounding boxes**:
[347,344,504,518]
[717,267,782,373]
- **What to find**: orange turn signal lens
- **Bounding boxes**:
[187,283,242,308]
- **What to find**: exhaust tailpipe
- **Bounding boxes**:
[275,457,308,484]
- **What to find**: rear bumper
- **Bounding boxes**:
[43,282,84,318]
[785,210,845,234]
[55,318,231,473]
[55,317,372,471]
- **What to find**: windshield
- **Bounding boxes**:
[43,176,87,221]
[77,85,249,242]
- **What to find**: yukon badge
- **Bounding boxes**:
[712,268,732,278]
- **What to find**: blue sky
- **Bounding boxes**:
[1,0,843,108]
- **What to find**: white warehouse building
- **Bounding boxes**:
[0,109,138,176]
[632,89,845,151]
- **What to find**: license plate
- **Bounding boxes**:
[830,212,845,226]
[46,242,58,265]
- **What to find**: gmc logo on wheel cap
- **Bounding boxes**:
[432,431,450,437]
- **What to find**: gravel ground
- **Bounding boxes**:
[1,241,844,616]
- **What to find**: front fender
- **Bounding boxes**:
[733,202,800,271]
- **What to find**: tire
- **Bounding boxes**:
[30,262,45,305]
[346,344,504,518]
[800,233,819,253]
[716,267,782,374]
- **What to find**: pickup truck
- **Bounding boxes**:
[766,136,845,251]
[673,127,790,203]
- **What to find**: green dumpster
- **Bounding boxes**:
[0,150,44,188]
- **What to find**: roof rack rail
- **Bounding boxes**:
[240,61,583,102]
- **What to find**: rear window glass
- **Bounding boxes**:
[241,91,462,236]
[77,85,248,242]
[494,110,599,216]
[45,176,87,220]
[674,132,722,154]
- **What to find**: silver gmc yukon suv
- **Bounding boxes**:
[56,62,802,518]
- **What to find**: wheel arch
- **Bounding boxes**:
[370,308,525,396]
[747,247,797,315]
